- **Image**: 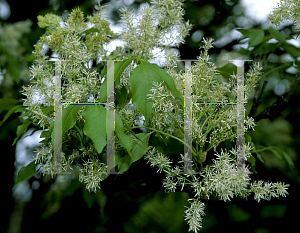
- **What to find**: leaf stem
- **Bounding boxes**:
[165,112,185,136]
[163,165,195,185]
[74,124,84,148]
[131,126,196,155]
[259,62,292,81]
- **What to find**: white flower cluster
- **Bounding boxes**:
[33,142,109,191]
[146,80,184,139]
[117,104,145,128]
[33,142,66,178]
[144,145,290,232]
[184,199,206,233]
[200,148,252,202]
[145,38,260,153]
[78,157,108,193]
[119,0,192,61]
[250,180,289,203]
[268,0,300,30]
[33,142,53,164]
[144,146,173,173]
[20,6,116,130]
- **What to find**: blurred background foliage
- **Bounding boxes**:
[1,0,299,232]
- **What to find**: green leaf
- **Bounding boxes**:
[251,142,264,164]
[282,152,295,170]
[100,58,135,102]
[100,67,107,79]
[268,146,283,160]
[130,133,151,161]
[99,57,144,103]
[245,134,252,144]
[96,62,107,73]
[18,111,29,119]
[14,106,26,113]
[82,105,107,154]
[247,156,257,174]
[259,146,294,168]
[236,29,250,41]
[39,121,54,143]
[248,29,265,47]
[12,118,33,146]
[19,54,36,62]
[122,124,144,145]
[118,133,151,172]
[282,43,300,59]
[264,42,280,54]
[238,47,250,55]
[61,105,83,136]
[268,28,287,43]
[109,148,123,170]
[100,71,108,103]
[150,134,167,155]
[39,105,81,147]
[117,154,131,173]
[79,27,101,37]
[115,112,133,157]
[216,63,237,79]
[0,98,23,114]
[293,60,300,69]
[12,160,37,190]
[115,85,128,109]
[0,104,24,128]
[256,153,264,164]
[252,42,267,55]
[83,189,96,209]
[130,60,184,126]
[114,58,135,88]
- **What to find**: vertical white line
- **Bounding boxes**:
[53,60,62,173]
[106,60,117,174]
[229,59,253,175]
[236,62,246,173]
[48,59,71,175]
[184,61,193,174]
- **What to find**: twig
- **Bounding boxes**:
[249,80,268,117]
[253,74,300,122]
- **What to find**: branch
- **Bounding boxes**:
[248,80,268,118]
[253,74,300,122]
